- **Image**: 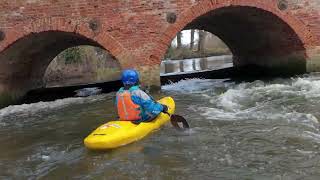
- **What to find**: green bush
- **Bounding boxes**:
[62,47,82,64]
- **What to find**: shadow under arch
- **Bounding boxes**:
[0,31,121,106]
[155,3,309,77]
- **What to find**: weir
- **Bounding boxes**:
[19,56,233,104]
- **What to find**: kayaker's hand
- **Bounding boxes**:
[162,104,168,113]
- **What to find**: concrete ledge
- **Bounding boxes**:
[160,67,234,84]
[307,46,320,72]
[19,80,122,104]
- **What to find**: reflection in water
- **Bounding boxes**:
[161,55,233,75]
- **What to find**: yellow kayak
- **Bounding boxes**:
[84,97,175,150]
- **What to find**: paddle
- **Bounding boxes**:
[170,114,190,131]
[163,112,189,131]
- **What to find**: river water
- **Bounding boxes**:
[1,73,320,179]
[160,55,233,75]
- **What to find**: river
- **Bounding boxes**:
[1,73,320,179]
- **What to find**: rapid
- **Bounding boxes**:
[1,73,320,179]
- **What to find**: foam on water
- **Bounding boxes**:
[293,78,320,98]
[162,78,231,93]
[164,77,320,129]
[75,87,102,97]
[0,94,108,121]
[165,77,320,159]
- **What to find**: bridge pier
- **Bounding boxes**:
[307,46,320,72]
[136,65,161,91]
[0,83,29,108]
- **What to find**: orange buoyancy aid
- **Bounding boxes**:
[117,90,141,121]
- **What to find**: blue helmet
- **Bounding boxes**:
[121,69,139,85]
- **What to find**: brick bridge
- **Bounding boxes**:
[0,0,320,107]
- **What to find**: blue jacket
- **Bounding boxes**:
[115,86,164,122]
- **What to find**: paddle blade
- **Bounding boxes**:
[170,115,189,131]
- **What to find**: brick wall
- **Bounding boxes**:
[0,0,319,106]
[0,0,319,65]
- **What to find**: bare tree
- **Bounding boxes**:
[190,29,195,50]
[176,32,182,49]
[198,30,206,54]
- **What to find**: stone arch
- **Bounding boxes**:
[151,0,316,74]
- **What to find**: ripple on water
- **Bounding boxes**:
[0,94,111,125]
[2,75,320,178]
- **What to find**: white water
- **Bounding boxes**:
[75,87,102,97]
[2,74,320,179]
[0,94,110,125]
[162,76,320,131]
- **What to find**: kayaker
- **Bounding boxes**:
[115,69,169,124]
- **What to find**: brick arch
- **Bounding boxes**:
[0,17,131,67]
[0,17,136,100]
[151,0,316,66]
